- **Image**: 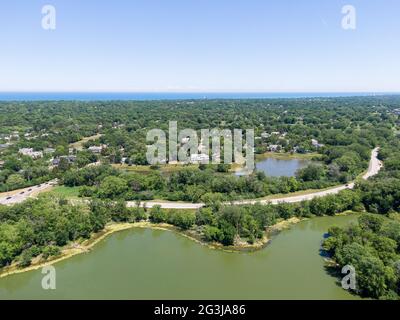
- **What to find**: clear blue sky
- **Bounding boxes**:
[0,0,399,92]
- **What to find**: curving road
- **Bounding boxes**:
[0,148,382,209]
[128,148,382,209]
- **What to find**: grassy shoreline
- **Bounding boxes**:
[255,151,319,161]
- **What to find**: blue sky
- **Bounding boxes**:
[0,0,399,92]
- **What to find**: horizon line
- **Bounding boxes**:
[1,91,400,94]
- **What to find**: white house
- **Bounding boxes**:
[268,145,280,152]
[88,145,106,153]
[19,148,43,159]
[311,139,325,148]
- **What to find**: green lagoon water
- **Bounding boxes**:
[235,158,310,177]
[0,215,360,300]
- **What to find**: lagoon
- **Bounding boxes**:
[0,215,360,300]
[236,157,310,177]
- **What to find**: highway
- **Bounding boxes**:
[0,180,58,205]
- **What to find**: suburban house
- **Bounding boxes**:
[88,145,106,153]
[268,144,281,152]
[51,155,77,166]
[19,148,43,159]
[311,139,325,148]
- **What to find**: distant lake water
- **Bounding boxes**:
[236,157,310,177]
[0,92,384,101]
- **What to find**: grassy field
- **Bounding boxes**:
[69,134,103,151]
[48,186,81,198]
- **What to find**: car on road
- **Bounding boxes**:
[20,191,25,195]
[6,196,12,200]
[28,189,32,191]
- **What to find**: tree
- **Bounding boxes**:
[296,164,324,181]
[6,174,25,190]
[201,193,224,212]
[219,206,243,235]
[218,220,236,246]
[359,214,384,233]
[149,205,167,223]
[216,164,230,173]
[0,224,24,267]
[98,176,128,199]
[196,207,215,226]
[370,235,397,264]
[89,200,110,231]
[334,154,359,172]
[19,250,33,267]
[108,200,130,222]
[57,157,71,172]
[356,255,394,299]
[203,225,222,242]
[169,211,195,230]
[54,145,69,157]
[381,221,400,250]
[42,246,61,260]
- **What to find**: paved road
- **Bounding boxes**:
[0,180,58,205]
[128,148,382,209]
[0,148,382,209]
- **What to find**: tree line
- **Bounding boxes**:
[322,138,400,300]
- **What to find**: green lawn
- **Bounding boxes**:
[49,186,81,198]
